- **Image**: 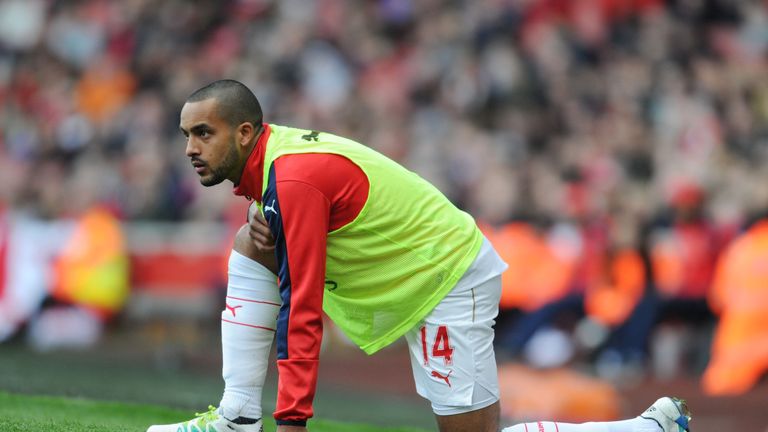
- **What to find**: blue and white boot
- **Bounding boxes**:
[640,397,692,432]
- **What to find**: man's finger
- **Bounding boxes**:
[245,202,276,251]
[253,209,269,226]
[248,223,276,251]
[249,231,271,246]
[250,215,275,241]
[253,243,276,252]
[248,227,269,242]
[250,217,271,233]
[250,223,274,245]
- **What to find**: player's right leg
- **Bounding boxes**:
[502,397,692,432]
[405,265,503,432]
[147,224,279,432]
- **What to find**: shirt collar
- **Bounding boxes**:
[233,123,270,203]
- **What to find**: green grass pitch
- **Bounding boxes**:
[0,391,429,432]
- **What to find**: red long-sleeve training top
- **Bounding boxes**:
[233,124,369,426]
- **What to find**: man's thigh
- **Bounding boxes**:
[404,275,501,415]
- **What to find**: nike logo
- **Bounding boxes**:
[264,199,277,215]
[225,303,242,317]
[431,370,452,387]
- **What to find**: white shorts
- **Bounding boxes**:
[405,237,506,416]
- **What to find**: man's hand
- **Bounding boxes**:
[247,202,275,252]
[276,426,308,432]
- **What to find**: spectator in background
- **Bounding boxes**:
[32,204,130,351]
[474,165,575,322]
[645,182,721,374]
[583,212,648,373]
[474,164,579,365]
[702,214,768,396]
[50,205,129,317]
[0,0,763,230]
[649,182,719,319]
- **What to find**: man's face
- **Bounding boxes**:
[179,98,241,186]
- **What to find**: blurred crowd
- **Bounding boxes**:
[2,0,768,395]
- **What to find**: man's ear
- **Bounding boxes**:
[237,122,255,147]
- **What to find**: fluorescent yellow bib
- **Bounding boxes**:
[262,125,482,354]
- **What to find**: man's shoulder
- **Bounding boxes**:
[273,153,361,182]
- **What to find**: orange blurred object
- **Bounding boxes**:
[585,248,645,326]
[75,57,136,122]
[651,222,717,299]
[702,220,768,395]
[52,206,129,318]
[498,363,621,422]
[479,222,575,311]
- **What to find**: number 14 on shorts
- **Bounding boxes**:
[420,325,454,366]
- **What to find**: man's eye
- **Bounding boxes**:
[200,131,209,138]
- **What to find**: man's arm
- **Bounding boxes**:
[248,201,275,252]
[262,165,330,428]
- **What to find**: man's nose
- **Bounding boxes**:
[185,138,199,157]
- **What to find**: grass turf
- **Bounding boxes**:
[0,344,433,429]
[0,391,429,432]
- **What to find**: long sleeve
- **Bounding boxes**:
[264,177,329,425]
[261,152,369,426]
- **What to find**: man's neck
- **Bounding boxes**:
[231,128,263,186]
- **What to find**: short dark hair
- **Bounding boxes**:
[186,80,263,128]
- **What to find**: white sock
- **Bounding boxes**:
[219,250,280,420]
[502,417,661,432]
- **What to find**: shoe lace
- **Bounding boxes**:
[192,405,220,427]
[672,398,692,431]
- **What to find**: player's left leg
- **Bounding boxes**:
[502,397,692,432]
[218,225,280,420]
[404,265,503,432]
[147,225,278,432]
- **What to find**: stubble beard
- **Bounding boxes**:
[201,140,240,187]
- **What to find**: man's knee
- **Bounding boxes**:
[435,401,500,432]
[233,224,278,275]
